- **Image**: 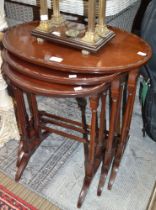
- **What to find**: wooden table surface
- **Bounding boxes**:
[3,21,151,74]
[2,21,152,208]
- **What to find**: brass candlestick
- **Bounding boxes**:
[81,0,100,44]
[36,0,50,32]
[33,0,115,53]
[96,0,110,37]
[40,0,48,16]
[51,0,65,26]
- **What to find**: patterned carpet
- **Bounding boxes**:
[0,97,81,191]
[0,95,156,210]
[0,182,37,210]
[0,171,59,210]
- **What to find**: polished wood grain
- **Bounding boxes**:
[107,69,139,190]
[2,21,151,74]
[2,63,107,97]
[2,50,119,86]
[2,21,152,208]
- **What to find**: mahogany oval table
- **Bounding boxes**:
[2,22,151,208]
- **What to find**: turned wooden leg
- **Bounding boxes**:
[77,95,99,208]
[27,93,41,141]
[97,80,120,196]
[108,70,139,190]
[107,83,124,189]
[76,97,89,175]
[95,92,107,167]
[12,85,30,181]
[115,84,124,135]
[122,79,128,117]
[27,93,49,149]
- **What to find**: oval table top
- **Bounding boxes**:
[3,63,108,97]
[2,50,120,86]
[2,21,152,74]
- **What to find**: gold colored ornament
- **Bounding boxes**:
[36,20,51,32]
[95,0,111,37]
[51,0,65,26]
[32,0,115,53]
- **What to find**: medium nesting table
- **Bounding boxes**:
[2,22,151,208]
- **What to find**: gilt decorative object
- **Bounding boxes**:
[32,0,115,53]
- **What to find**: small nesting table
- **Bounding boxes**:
[2,22,151,208]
